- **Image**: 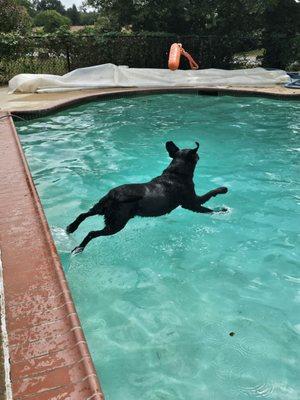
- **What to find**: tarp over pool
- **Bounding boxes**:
[9,63,289,94]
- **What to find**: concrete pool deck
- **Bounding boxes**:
[0,85,299,115]
[0,113,104,399]
[0,84,299,398]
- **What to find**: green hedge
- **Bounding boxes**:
[0,31,247,84]
[0,30,298,84]
[262,33,300,70]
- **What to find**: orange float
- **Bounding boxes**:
[168,43,199,71]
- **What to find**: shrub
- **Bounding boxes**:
[262,33,299,70]
[94,16,114,33]
[34,10,71,33]
[0,0,32,34]
[0,30,298,85]
[262,0,300,69]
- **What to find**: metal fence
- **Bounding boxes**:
[0,33,298,85]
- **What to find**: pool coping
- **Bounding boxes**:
[0,112,104,399]
[0,87,299,399]
[0,86,299,118]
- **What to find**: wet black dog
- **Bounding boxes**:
[67,141,228,254]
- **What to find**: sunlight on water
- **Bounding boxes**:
[17,94,300,400]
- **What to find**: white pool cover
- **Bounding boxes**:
[9,63,289,93]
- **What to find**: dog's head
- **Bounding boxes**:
[166,141,200,165]
[165,141,200,177]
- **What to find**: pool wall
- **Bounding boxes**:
[0,112,104,399]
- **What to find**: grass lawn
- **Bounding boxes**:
[235,48,265,58]
[232,48,264,68]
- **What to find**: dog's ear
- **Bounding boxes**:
[166,141,179,158]
[187,142,200,160]
[191,142,199,154]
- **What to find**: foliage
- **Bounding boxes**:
[34,10,71,32]
[0,56,68,84]
[16,0,36,16]
[0,30,257,78]
[33,0,66,15]
[0,0,299,86]
[83,0,299,69]
[290,35,300,70]
[262,0,300,69]
[66,5,81,25]
[0,0,32,34]
[79,11,98,25]
[94,16,118,33]
[84,0,270,37]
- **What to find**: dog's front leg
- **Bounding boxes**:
[182,201,213,213]
[181,197,227,214]
[197,187,228,204]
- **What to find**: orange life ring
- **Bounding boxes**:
[168,43,199,71]
[168,43,182,71]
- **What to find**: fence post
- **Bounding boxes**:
[66,44,71,72]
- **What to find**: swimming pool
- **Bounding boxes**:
[17,94,300,400]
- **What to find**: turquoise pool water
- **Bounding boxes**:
[18,94,300,400]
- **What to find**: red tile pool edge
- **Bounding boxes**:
[0,112,104,399]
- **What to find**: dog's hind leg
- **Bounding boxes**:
[66,195,111,234]
[72,219,129,254]
[71,201,134,253]
[197,187,228,204]
[66,210,95,234]
[66,197,108,234]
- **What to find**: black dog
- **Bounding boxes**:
[67,141,228,254]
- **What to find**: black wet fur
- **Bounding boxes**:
[67,141,228,253]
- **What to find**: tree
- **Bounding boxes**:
[16,0,36,16]
[0,0,32,33]
[86,0,191,33]
[79,11,98,25]
[34,9,71,32]
[134,0,190,34]
[87,0,137,31]
[33,0,66,15]
[263,0,299,35]
[66,4,81,25]
[84,0,266,35]
[94,15,116,32]
[262,0,300,68]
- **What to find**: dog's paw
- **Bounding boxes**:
[219,207,228,213]
[71,246,84,255]
[218,187,228,194]
[215,207,228,213]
